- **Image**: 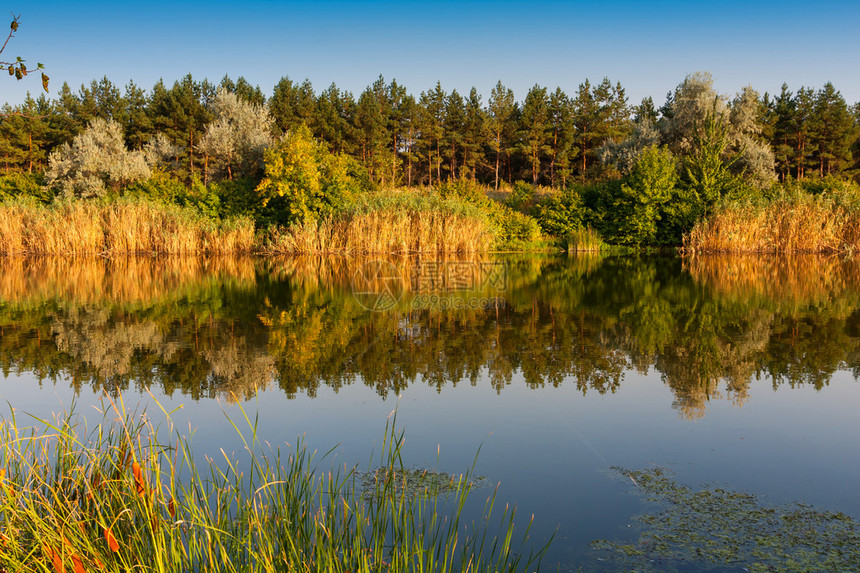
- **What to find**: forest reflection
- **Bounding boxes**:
[1,254,859,418]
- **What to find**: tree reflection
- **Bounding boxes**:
[1,254,859,417]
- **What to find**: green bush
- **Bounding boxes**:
[0,172,51,203]
[610,145,679,245]
[210,177,261,220]
[437,179,542,250]
[124,171,189,204]
[505,181,536,213]
[532,188,585,240]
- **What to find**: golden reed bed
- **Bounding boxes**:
[0,201,254,255]
[684,195,860,254]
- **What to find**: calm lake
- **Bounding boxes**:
[1,254,859,570]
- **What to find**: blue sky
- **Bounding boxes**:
[3,0,860,107]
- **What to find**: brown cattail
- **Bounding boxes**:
[132,462,146,497]
[71,554,86,573]
[167,497,176,518]
[104,528,119,553]
[43,544,64,573]
[91,470,102,492]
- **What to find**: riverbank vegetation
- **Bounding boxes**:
[0,402,548,572]
[1,71,859,252]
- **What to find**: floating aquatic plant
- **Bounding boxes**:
[591,467,860,572]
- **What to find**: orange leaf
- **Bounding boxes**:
[104,527,119,553]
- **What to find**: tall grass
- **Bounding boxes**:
[0,399,549,572]
[684,190,860,254]
[566,227,607,253]
[0,198,255,255]
[262,192,494,255]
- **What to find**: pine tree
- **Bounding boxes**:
[148,74,214,179]
[444,89,466,180]
[419,82,446,185]
[794,87,816,180]
[487,81,516,190]
[811,82,855,176]
[123,81,153,150]
[269,77,316,134]
[462,88,486,182]
[633,97,658,125]
[356,76,393,185]
[548,87,574,188]
[769,84,796,181]
[572,79,599,176]
[519,84,550,184]
[314,83,358,156]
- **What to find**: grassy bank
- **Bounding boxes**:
[0,401,548,572]
[683,191,860,254]
[0,199,255,255]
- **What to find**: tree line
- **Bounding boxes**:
[2,71,857,187]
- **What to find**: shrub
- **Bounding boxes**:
[437,179,542,250]
[533,188,585,240]
[505,181,536,213]
[0,171,51,202]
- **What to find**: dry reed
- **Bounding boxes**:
[0,199,255,255]
[262,210,493,255]
[684,192,860,254]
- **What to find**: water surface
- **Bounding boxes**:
[1,254,858,570]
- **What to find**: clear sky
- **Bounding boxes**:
[2,0,860,107]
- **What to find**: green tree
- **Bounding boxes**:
[269,77,315,134]
[443,88,466,180]
[219,75,266,107]
[548,87,574,188]
[519,84,550,184]
[684,108,738,207]
[356,76,393,185]
[793,87,816,179]
[314,83,358,155]
[419,82,447,185]
[487,81,516,190]
[810,82,855,177]
[633,97,658,125]
[610,145,678,245]
[768,84,797,181]
[148,75,214,180]
[461,87,486,182]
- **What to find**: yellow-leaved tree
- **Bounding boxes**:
[255,124,363,226]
